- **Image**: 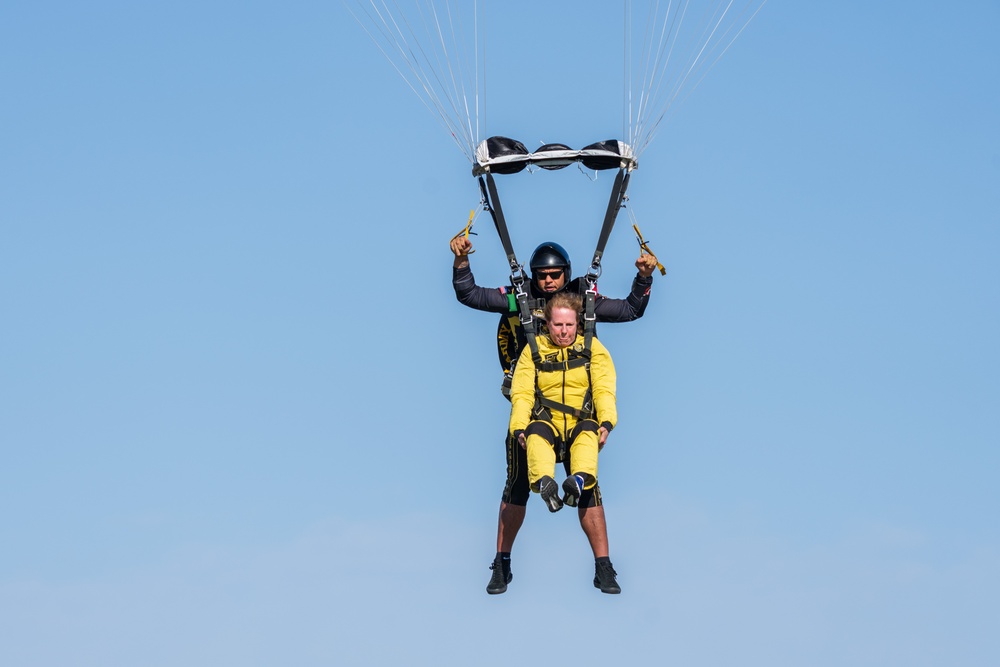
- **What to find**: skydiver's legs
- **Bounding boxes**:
[496,501,525,552]
[565,438,619,592]
[561,426,599,507]
[566,426,599,489]
[582,505,621,593]
[562,421,607,556]
[578,505,610,559]
[525,421,558,491]
[488,501,523,594]
[490,432,531,594]
[498,431,530,551]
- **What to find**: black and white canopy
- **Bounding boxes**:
[472,136,637,176]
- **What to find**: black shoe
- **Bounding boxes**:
[562,475,583,507]
[538,476,563,512]
[487,556,512,595]
[594,560,621,594]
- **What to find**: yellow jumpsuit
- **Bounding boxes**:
[508,333,617,492]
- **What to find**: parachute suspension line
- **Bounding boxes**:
[640,0,738,150]
[416,0,478,156]
[626,0,767,158]
[632,0,690,155]
[353,1,766,164]
[348,3,446,132]
[628,0,666,150]
[623,0,631,146]
[349,0,481,161]
[673,0,768,111]
[442,0,485,153]
[644,0,713,153]
[477,0,485,148]
[577,164,600,182]
[353,1,470,158]
[381,1,472,156]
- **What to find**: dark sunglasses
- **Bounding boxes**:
[535,269,564,280]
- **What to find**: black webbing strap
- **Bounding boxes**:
[480,172,540,364]
[581,167,630,350]
[535,356,590,373]
[535,393,594,421]
[479,173,521,280]
[516,291,542,365]
[479,171,542,366]
[531,345,594,420]
[585,168,632,283]
[583,289,597,350]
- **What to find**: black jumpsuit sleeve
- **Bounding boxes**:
[452,265,510,313]
[593,273,653,322]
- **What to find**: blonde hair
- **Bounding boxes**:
[543,292,583,321]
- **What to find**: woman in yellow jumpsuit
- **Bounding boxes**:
[508,292,617,513]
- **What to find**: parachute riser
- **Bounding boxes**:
[477,172,531,311]
[478,174,523,278]
[585,168,632,288]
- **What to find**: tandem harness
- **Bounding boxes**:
[476,141,630,399]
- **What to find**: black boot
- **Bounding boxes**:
[486,554,512,595]
[594,558,621,594]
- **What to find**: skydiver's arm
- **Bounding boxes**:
[452,265,510,313]
[590,340,618,433]
[592,272,653,322]
[450,235,511,312]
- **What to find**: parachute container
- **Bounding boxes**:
[473,137,637,176]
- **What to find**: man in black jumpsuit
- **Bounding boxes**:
[451,235,657,594]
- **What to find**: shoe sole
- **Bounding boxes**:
[487,575,511,595]
[539,477,563,512]
[562,477,581,507]
[593,575,621,594]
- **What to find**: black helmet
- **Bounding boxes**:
[529,242,572,281]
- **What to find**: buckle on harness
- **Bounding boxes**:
[583,281,598,322]
[510,266,527,290]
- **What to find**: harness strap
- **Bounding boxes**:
[536,395,594,421]
[516,291,542,365]
[480,171,544,367]
[535,356,590,373]
[531,346,594,421]
[583,289,597,351]
[585,168,632,285]
[479,173,523,282]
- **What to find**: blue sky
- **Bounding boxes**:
[2,1,998,665]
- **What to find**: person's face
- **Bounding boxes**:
[534,267,567,293]
[547,306,578,347]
